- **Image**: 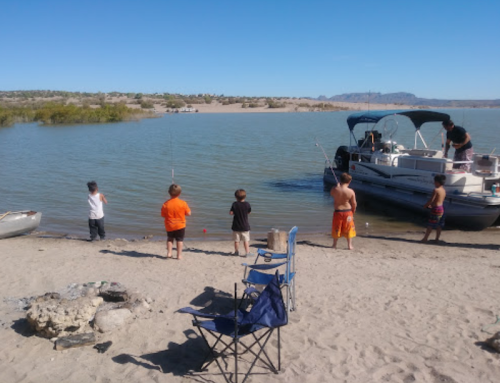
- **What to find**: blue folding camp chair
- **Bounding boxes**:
[242,226,297,313]
[179,271,287,383]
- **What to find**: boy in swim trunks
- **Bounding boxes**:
[161,184,191,259]
[421,174,446,242]
[330,173,357,250]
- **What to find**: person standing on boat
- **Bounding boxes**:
[443,119,473,171]
[330,173,357,250]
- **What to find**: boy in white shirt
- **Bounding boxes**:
[87,181,108,241]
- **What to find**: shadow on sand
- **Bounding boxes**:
[99,249,165,259]
[187,248,235,257]
[112,329,208,376]
[474,341,500,354]
[297,240,332,249]
[11,318,36,338]
[362,234,500,251]
[187,286,235,315]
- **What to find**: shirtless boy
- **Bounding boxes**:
[421,174,446,242]
[330,173,357,250]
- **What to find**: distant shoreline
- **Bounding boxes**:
[0,91,429,118]
[3,91,498,128]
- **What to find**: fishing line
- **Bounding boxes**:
[315,138,339,184]
[304,104,350,186]
[294,108,340,185]
[169,124,174,184]
[426,128,446,149]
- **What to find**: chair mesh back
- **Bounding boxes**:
[241,273,288,328]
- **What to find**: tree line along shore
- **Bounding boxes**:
[0,90,352,127]
[0,102,157,127]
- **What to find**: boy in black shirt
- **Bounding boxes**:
[230,189,251,256]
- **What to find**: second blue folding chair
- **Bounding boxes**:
[242,226,297,313]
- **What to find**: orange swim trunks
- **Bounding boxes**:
[332,209,356,239]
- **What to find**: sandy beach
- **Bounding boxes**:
[1,229,500,383]
[93,96,419,114]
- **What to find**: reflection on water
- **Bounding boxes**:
[1,109,499,240]
[268,175,323,192]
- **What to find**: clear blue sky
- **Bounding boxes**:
[1,0,499,99]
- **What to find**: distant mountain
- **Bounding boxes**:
[316,92,500,108]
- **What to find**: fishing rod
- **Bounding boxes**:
[315,137,339,184]
[169,124,175,184]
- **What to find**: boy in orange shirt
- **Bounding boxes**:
[161,184,191,260]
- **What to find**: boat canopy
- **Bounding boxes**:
[347,110,451,131]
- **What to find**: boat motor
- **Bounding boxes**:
[334,146,350,172]
[382,140,399,154]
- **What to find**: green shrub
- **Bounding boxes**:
[140,100,154,109]
[166,100,185,109]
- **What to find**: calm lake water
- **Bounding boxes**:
[1,109,499,240]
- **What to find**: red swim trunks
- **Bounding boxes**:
[332,210,356,239]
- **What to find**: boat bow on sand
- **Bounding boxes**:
[0,211,42,239]
[323,110,500,230]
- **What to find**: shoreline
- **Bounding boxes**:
[24,223,500,244]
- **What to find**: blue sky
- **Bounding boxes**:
[1,0,499,99]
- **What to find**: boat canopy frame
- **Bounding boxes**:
[347,110,451,151]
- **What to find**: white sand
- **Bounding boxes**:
[1,230,500,382]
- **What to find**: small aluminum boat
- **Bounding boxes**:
[0,211,42,239]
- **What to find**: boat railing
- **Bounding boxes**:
[389,154,474,174]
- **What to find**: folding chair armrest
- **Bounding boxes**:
[178,307,234,319]
[178,307,215,317]
[257,248,287,260]
[247,262,287,270]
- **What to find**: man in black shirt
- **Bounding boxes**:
[443,119,473,171]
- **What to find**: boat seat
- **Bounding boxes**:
[398,156,452,172]
[402,149,443,158]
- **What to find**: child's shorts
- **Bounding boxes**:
[332,210,356,239]
[233,231,250,242]
[428,206,445,229]
[167,228,186,241]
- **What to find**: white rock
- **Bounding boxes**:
[94,308,132,333]
[26,296,103,338]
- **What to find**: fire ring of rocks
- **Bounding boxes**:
[25,281,152,351]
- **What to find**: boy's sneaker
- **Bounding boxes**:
[232,251,239,256]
